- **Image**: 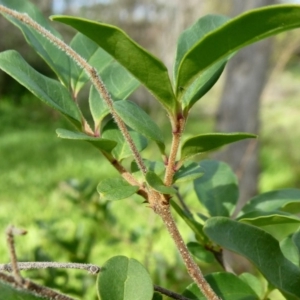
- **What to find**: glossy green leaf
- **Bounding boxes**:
[238,210,300,240]
[170,200,206,244]
[194,160,239,217]
[239,273,265,299]
[145,171,176,195]
[204,217,300,298]
[180,132,256,161]
[183,272,257,300]
[240,189,300,215]
[0,50,82,128]
[281,236,299,266]
[97,178,139,201]
[0,272,74,300]
[51,15,177,114]
[187,241,215,263]
[102,119,148,160]
[174,14,230,111]
[113,101,165,152]
[56,128,116,152]
[97,256,153,300]
[176,5,300,99]
[173,162,204,183]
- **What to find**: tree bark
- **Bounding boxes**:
[215,0,275,211]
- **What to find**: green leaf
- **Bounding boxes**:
[240,189,300,215]
[174,14,230,111]
[97,256,153,300]
[187,241,215,263]
[102,119,148,160]
[89,85,110,127]
[238,210,300,240]
[204,217,300,298]
[131,160,165,181]
[51,15,177,114]
[68,33,113,95]
[281,235,299,266]
[170,200,206,244]
[180,132,256,161]
[145,171,176,195]
[0,50,82,128]
[56,128,116,152]
[97,178,139,201]
[113,101,165,152]
[176,5,300,99]
[182,272,258,300]
[173,162,204,183]
[193,160,239,217]
[0,272,74,300]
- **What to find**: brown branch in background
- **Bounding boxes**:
[6,225,27,284]
[0,262,100,275]
[0,272,75,300]
[174,186,192,216]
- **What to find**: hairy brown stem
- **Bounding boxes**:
[164,116,185,187]
[0,5,147,175]
[155,202,221,300]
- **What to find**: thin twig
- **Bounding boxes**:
[6,225,27,284]
[0,262,100,275]
[0,5,147,175]
[0,272,75,300]
[164,116,185,187]
[154,285,193,300]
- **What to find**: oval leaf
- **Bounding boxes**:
[56,128,116,152]
[131,160,165,181]
[181,132,257,161]
[113,100,165,152]
[0,50,82,128]
[240,189,300,215]
[183,272,257,300]
[102,119,148,161]
[194,160,239,217]
[281,236,299,266]
[176,5,300,98]
[51,15,177,114]
[97,256,153,300]
[97,178,139,201]
[292,228,300,264]
[145,171,176,195]
[204,217,300,298]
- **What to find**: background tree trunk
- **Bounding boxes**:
[214,0,275,212]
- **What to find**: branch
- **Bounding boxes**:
[0,262,100,275]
